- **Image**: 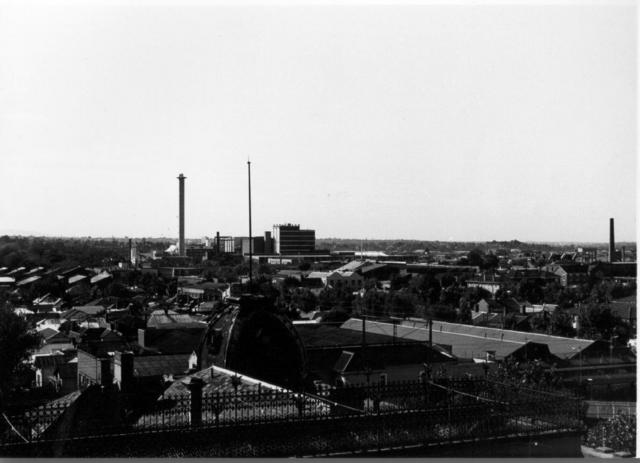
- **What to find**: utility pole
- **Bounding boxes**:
[247,161,253,289]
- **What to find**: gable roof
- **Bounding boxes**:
[90,272,113,285]
[162,365,284,398]
[44,331,72,344]
[134,365,332,429]
[141,327,206,354]
[38,327,59,340]
[132,354,191,377]
[70,305,106,315]
[68,274,88,285]
[16,275,42,286]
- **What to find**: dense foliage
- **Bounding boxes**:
[584,414,636,454]
[0,303,41,406]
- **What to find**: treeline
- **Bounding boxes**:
[0,236,173,270]
[317,238,581,254]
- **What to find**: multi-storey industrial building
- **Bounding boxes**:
[273,224,315,255]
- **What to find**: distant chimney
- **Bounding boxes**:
[609,218,616,262]
[216,231,220,255]
[621,246,626,262]
[178,174,186,256]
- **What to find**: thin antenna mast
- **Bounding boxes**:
[248,160,253,289]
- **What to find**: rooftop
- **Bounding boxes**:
[341,318,595,361]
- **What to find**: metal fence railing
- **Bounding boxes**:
[0,376,584,456]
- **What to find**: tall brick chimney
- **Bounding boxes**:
[609,218,616,263]
[178,174,186,256]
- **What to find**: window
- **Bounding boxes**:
[379,373,388,385]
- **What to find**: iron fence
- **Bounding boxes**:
[0,376,584,456]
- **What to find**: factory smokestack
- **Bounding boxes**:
[609,218,616,263]
[178,174,186,256]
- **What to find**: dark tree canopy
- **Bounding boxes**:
[0,304,40,404]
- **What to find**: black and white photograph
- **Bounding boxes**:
[0,0,636,458]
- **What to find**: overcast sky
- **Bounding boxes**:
[0,0,636,242]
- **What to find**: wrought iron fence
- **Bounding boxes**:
[0,376,584,455]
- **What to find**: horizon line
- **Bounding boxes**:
[0,233,636,246]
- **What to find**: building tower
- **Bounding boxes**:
[609,217,616,263]
[178,173,186,256]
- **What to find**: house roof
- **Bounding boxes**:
[38,327,59,340]
[141,327,206,354]
[44,331,72,344]
[132,354,191,377]
[68,274,88,285]
[161,365,284,398]
[90,272,112,285]
[70,305,106,315]
[146,310,207,329]
[546,264,589,274]
[16,275,41,286]
[28,390,83,438]
[330,343,454,373]
[334,260,368,273]
[135,365,331,429]
[327,271,362,279]
[359,263,388,274]
[307,271,330,280]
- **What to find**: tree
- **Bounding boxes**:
[0,304,40,407]
[290,288,317,313]
[550,310,576,337]
[467,249,484,267]
[481,254,500,270]
[384,291,418,318]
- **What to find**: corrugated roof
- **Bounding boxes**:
[341,318,594,360]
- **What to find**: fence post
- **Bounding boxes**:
[185,376,204,427]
